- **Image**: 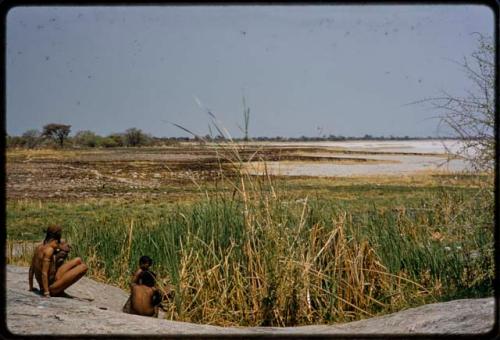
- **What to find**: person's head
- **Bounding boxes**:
[139,255,153,270]
[58,241,71,253]
[140,270,156,287]
[44,225,62,245]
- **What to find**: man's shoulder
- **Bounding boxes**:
[42,245,55,257]
[132,284,153,293]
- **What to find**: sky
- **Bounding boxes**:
[6,5,494,138]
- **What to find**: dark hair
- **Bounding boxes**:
[139,255,153,266]
[139,270,156,287]
[44,226,62,244]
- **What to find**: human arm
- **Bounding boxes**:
[41,247,54,297]
[54,242,70,265]
[28,262,34,291]
[131,269,142,285]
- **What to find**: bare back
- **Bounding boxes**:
[130,284,156,317]
[30,243,55,291]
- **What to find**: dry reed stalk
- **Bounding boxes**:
[85,246,109,283]
[161,102,493,325]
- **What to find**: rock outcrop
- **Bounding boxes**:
[6,265,496,336]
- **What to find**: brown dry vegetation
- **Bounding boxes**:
[6,144,494,327]
[5,145,469,201]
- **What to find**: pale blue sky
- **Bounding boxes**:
[6,5,494,138]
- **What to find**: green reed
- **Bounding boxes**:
[23,183,489,326]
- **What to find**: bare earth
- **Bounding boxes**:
[243,140,471,177]
[246,155,468,177]
[6,141,472,200]
[6,266,496,336]
[6,141,490,336]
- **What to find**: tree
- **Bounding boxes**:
[105,133,125,147]
[21,129,42,149]
[6,133,24,148]
[242,95,250,141]
[419,34,494,171]
[42,123,71,148]
[123,128,151,147]
[73,130,101,148]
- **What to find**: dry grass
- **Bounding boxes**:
[6,136,494,326]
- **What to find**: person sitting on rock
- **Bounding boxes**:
[28,225,88,297]
[131,255,154,285]
[123,255,162,317]
[49,240,71,284]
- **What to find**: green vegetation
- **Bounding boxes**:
[42,123,72,148]
[6,123,458,150]
[7,170,494,326]
[6,33,493,328]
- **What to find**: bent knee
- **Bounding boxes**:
[73,257,83,265]
[80,263,88,274]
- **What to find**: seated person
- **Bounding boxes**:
[49,240,71,285]
[123,255,161,317]
[132,255,154,285]
[28,225,88,297]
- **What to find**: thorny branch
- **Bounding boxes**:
[415,34,495,172]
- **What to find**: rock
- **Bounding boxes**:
[6,265,244,335]
[6,266,496,336]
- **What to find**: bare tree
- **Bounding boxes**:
[42,123,71,148]
[416,34,494,171]
[242,95,250,141]
[22,129,42,149]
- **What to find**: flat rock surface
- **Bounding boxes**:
[6,265,497,336]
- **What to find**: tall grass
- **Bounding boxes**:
[7,105,494,326]
[53,181,493,326]
[49,111,494,325]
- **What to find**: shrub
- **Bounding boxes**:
[73,130,102,148]
[21,129,42,149]
[123,128,152,147]
[106,133,126,147]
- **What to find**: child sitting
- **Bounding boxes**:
[123,255,161,317]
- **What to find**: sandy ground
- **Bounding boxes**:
[242,140,469,154]
[246,155,470,177]
[243,140,472,177]
[6,140,475,200]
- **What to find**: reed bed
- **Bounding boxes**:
[31,135,492,326]
[6,111,494,326]
[38,177,490,326]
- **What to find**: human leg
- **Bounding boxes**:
[123,296,132,313]
[54,257,84,281]
[50,263,88,296]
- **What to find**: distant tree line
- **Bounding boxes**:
[6,124,177,149]
[6,123,459,149]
